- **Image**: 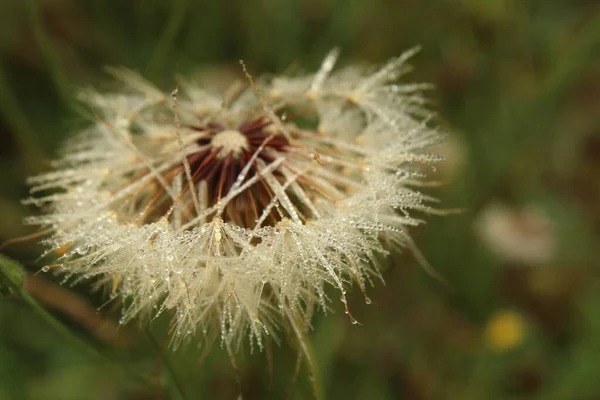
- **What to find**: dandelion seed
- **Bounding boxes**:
[25,49,445,349]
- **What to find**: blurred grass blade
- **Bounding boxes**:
[0,62,46,172]
[24,0,72,108]
[536,11,600,117]
[472,11,600,197]
[148,0,190,80]
[147,328,187,400]
[0,253,24,296]
[0,254,106,361]
[0,254,154,385]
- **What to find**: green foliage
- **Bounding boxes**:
[0,253,24,296]
[1,0,600,399]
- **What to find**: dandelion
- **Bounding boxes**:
[24,49,443,352]
[475,203,556,265]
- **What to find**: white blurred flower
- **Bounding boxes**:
[475,203,556,265]
[24,49,443,349]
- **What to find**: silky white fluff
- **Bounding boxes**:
[25,49,443,350]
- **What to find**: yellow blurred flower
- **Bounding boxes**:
[484,310,526,351]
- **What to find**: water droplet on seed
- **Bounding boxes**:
[76,244,89,255]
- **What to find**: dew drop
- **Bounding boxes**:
[41,266,50,272]
[76,244,89,255]
[170,88,178,100]
[365,297,372,305]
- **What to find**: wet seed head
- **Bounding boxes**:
[24,48,445,349]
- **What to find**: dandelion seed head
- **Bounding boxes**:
[25,48,444,349]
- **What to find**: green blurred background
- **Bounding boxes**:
[1,0,600,399]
